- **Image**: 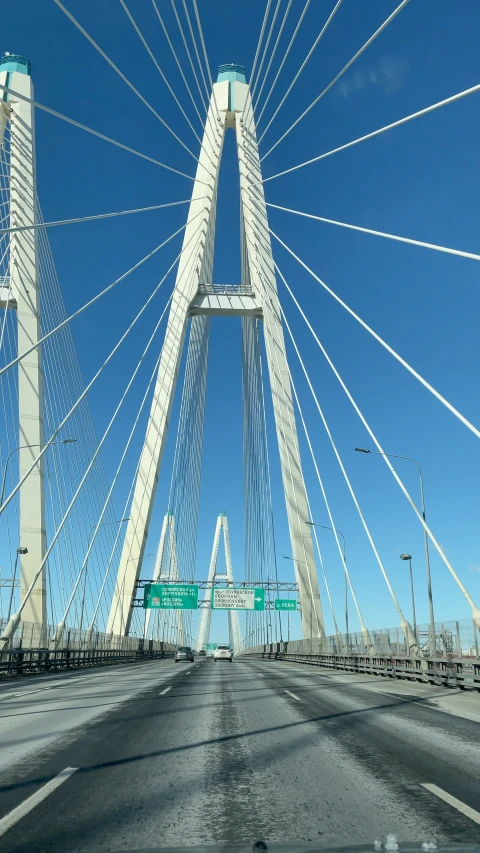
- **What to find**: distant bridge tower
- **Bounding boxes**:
[144,513,184,646]
[108,64,324,641]
[0,54,46,641]
[196,513,242,655]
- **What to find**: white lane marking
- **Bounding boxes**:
[159,686,172,695]
[0,662,179,702]
[283,689,301,701]
[0,767,78,837]
[421,783,480,824]
[185,671,191,675]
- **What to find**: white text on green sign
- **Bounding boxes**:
[211,587,265,611]
[274,599,297,611]
[143,583,199,610]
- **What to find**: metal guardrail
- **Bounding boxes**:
[0,643,176,678]
[197,284,254,296]
[240,643,480,692]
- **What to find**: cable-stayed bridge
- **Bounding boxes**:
[0,3,480,846]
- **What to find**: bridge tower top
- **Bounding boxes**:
[0,53,31,76]
[217,63,246,83]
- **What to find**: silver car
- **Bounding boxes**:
[175,646,194,663]
[214,644,232,662]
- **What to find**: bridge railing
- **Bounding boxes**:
[239,618,480,692]
[0,619,178,677]
[301,617,479,658]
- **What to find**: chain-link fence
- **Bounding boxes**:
[0,619,175,652]
[241,617,480,658]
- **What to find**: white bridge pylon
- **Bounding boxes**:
[196,513,242,655]
[108,64,324,641]
[144,513,184,646]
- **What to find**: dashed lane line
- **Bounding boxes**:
[422,783,480,824]
[0,767,78,837]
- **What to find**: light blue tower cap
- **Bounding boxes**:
[0,54,32,75]
[217,64,246,83]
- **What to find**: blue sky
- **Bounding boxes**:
[3,0,480,643]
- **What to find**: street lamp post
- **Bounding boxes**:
[0,439,77,507]
[306,521,349,650]
[355,447,436,655]
[400,554,417,641]
[7,547,28,622]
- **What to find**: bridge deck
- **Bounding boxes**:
[0,658,479,849]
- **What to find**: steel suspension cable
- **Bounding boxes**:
[258,0,343,146]
[0,218,205,516]
[253,0,292,113]
[0,199,195,236]
[278,299,410,642]
[181,0,209,103]
[0,83,198,183]
[266,203,480,263]
[251,0,282,101]
[264,81,480,181]
[106,235,204,636]
[270,229,480,440]
[119,0,201,143]
[191,0,221,119]
[170,0,207,113]
[244,230,323,639]
[0,216,197,379]
[278,266,480,620]
[1,228,203,643]
[52,0,204,167]
[37,209,120,627]
[151,0,204,129]
[261,0,410,161]
[250,0,273,93]
[255,0,311,128]
[168,0,219,148]
[56,292,174,636]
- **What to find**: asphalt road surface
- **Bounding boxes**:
[0,656,479,851]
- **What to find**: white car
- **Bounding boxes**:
[214,644,233,662]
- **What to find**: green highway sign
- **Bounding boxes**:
[274,599,297,611]
[143,583,199,610]
[211,587,265,611]
[205,643,217,650]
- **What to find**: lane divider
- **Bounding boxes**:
[159,686,172,695]
[0,660,180,702]
[0,767,78,837]
[421,783,480,824]
[283,689,302,701]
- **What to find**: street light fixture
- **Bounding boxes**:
[1,439,78,506]
[355,446,435,655]
[400,553,417,641]
[7,546,28,621]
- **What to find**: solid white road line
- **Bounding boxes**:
[159,686,172,695]
[0,767,78,837]
[421,783,480,824]
[283,689,301,701]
